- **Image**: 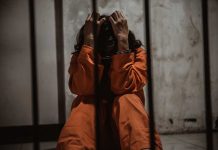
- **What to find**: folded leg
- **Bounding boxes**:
[56,96,95,150]
[112,94,162,150]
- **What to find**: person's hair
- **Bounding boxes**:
[73,15,142,54]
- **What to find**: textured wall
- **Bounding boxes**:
[63,0,218,133]
[35,0,59,125]
[0,0,59,126]
[151,0,205,132]
[0,0,32,126]
[151,0,218,133]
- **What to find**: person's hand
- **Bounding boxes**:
[83,12,106,47]
[109,11,129,51]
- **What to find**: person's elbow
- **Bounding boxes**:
[68,77,94,95]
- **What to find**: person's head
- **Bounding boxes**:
[74,14,142,56]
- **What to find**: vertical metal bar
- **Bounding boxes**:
[54,0,66,124]
[144,0,155,150]
[91,0,100,149]
[28,0,39,149]
[201,0,213,149]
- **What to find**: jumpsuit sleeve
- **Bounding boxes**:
[110,47,147,95]
[68,45,104,95]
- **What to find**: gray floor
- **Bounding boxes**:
[0,133,217,150]
[161,133,218,150]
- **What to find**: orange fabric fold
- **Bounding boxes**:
[57,45,162,150]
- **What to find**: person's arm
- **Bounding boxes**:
[68,13,106,95]
[110,47,147,95]
[109,11,147,95]
[68,45,104,95]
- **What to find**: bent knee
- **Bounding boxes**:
[113,94,145,112]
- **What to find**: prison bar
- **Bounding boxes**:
[91,0,101,150]
[201,0,214,150]
[28,0,39,149]
[54,0,66,124]
[144,0,156,150]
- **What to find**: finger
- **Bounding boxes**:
[109,17,116,33]
[115,11,120,19]
[89,12,94,20]
[96,12,100,20]
[86,13,91,21]
[120,11,125,18]
[98,17,106,26]
[109,16,116,25]
[119,11,125,20]
[117,11,123,19]
[111,11,118,21]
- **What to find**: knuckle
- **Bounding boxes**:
[120,18,124,22]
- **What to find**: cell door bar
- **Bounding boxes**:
[28,0,39,149]
[54,0,66,124]
[143,0,156,150]
[91,0,101,150]
[201,0,213,150]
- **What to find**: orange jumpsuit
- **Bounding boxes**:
[56,45,162,150]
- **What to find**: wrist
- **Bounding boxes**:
[84,37,94,47]
[117,37,129,51]
[117,35,128,41]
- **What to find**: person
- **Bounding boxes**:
[56,11,162,150]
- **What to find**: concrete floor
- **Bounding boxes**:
[161,133,218,150]
[0,133,217,150]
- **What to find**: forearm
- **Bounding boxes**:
[69,45,104,95]
[110,48,147,94]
